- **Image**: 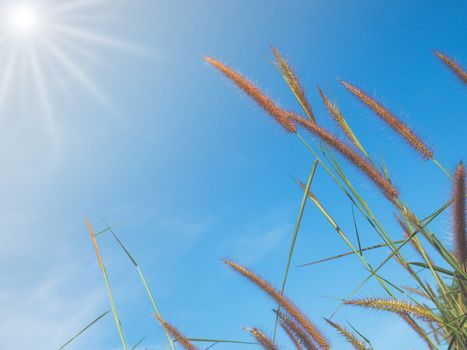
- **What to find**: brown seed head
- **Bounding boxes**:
[157,317,197,350]
[344,298,438,322]
[289,112,399,201]
[453,162,466,268]
[276,310,319,350]
[246,328,279,350]
[279,319,303,350]
[435,50,467,85]
[324,318,369,350]
[271,47,315,122]
[340,80,434,159]
[205,56,296,132]
[400,315,435,350]
[224,259,330,350]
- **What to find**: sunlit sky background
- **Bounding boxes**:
[0,1,465,349]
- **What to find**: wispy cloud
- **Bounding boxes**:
[0,265,105,350]
[230,222,291,265]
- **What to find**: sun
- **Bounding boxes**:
[0,0,140,145]
[6,3,42,35]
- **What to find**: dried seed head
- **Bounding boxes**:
[279,319,303,350]
[403,286,431,300]
[400,315,435,350]
[157,317,197,350]
[317,87,366,155]
[289,112,399,201]
[276,310,319,350]
[205,56,296,132]
[340,80,434,159]
[271,47,315,122]
[324,318,369,350]
[453,162,466,268]
[246,328,278,350]
[344,298,438,322]
[224,259,330,350]
[435,50,467,85]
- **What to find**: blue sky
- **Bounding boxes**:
[0,0,465,349]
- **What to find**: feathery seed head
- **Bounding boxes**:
[275,310,319,350]
[317,86,368,157]
[434,50,467,85]
[271,47,315,122]
[224,259,329,349]
[157,317,197,350]
[453,162,466,267]
[324,318,369,350]
[246,328,278,350]
[204,56,296,132]
[340,80,434,159]
[288,112,399,201]
[279,320,303,350]
[344,298,438,322]
[400,315,435,350]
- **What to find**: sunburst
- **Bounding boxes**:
[0,0,139,142]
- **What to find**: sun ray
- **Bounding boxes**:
[0,0,136,139]
[46,30,107,67]
[0,44,19,115]
[48,22,149,54]
[39,35,115,111]
[48,0,115,14]
[28,43,59,148]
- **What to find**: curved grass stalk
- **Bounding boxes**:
[272,161,319,341]
[57,310,109,350]
[101,221,176,350]
[297,240,405,268]
[84,217,128,350]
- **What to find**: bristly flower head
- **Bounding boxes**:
[205,56,296,133]
[279,318,303,350]
[340,80,434,159]
[224,259,330,350]
[344,298,438,322]
[453,162,466,268]
[317,86,369,157]
[245,328,279,350]
[288,113,399,201]
[400,315,435,350]
[276,310,319,350]
[157,317,197,350]
[324,318,369,350]
[271,47,316,122]
[435,50,467,85]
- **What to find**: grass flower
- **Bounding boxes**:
[453,162,466,268]
[400,314,435,350]
[340,80,434,159]
[317,86,368,157]
[435,50,467,84]
[275,310,319,350]
[271,47,315,122]
[246,328,279,350]
[279,319,302,350]
[156,317,197,350]
[289,112,399,200]
[224,259,330,349]
[324,319,369,350]
[205,56,296,132]
[344,298,438,322]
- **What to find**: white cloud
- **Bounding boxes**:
[0,265,105,350]
[230,222,291,265]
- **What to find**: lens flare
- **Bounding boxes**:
[7,4,42,35]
